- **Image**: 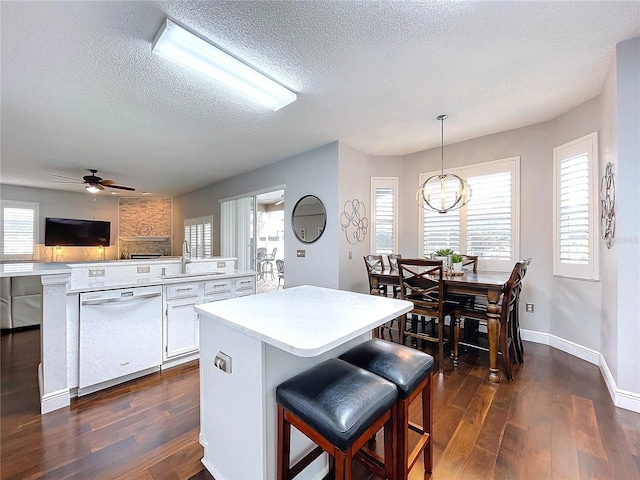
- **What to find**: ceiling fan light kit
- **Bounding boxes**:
[151,18,297,111]
[416,114,471,214]
[50,169,135,193]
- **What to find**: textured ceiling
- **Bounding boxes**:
[1,1,639,196]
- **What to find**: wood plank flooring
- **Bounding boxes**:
[2,328,639,479]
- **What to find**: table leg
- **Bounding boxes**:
[487,289,501,383]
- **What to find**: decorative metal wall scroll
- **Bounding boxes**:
[340,199,368,245]
[600,162,615,249]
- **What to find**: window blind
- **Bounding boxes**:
[374,187,394,254]
[184,215,213,259]
[466,171,512,259]
[558,155,589,264]
[1,201,38,259]
[423,207,461,254]
[371,177,398,255]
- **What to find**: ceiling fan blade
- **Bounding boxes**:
[101,179,116,185]
[105,184,136,191]
[50,173,83,182]
[49,180,84,184]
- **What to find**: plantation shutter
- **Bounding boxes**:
[422,207,461,255]
[558,155,590,264]
[371,177,398,255]
[184,215,213,259]
[466,171,512,259]
[1,201,38,259]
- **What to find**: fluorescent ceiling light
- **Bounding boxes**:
[152,18,297,111]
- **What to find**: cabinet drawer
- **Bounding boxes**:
[204,292,232,303]
[166,283,199,300]
[235,277,255,292]
[204,280,232,296]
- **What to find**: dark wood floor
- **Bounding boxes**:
[1,327,639,479]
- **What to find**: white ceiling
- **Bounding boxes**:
[1,1,638,197]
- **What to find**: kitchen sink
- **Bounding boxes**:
[160,272,224,279]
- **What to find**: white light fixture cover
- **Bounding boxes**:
[86,185,101,194]
[152,18,297,111]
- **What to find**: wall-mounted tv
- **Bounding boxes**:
[45,218,111,247]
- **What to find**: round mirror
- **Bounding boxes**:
[292,195,327,244]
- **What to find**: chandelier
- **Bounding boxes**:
[416,115,471,214]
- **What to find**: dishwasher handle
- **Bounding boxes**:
[81,291,161,306]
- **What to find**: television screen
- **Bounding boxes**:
[45,218,111,247]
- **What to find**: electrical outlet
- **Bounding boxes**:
[137,265,150,274]
[297,250,306,257]
[88,268,105,278]
[526,303,534,313]
[217,261,226,268]
[214,351,232,373]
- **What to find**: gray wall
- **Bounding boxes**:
[613,37,640,394]
[0,184,119,261]
[174,142,340,289]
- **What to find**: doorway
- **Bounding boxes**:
[220,188,284,293]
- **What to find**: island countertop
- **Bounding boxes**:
[195,285,413,357]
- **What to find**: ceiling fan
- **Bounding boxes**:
[50,169,135,193]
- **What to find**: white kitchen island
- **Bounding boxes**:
[195,285,412,480]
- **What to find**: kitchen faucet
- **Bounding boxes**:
[182,240,191,274]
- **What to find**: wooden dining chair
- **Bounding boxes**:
[387,254,402,297]
[444,254,479,309]
[363,255,387,296]
[452,258,531,381]
[397,258,456,372]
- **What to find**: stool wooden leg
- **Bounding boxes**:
[424,373,433,473]
[396,399,409,480]
[277,405,291,480]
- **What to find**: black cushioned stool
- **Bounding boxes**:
[276,358,397,480]
[340,339,434,479]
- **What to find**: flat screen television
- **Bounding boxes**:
[45,218,111,247]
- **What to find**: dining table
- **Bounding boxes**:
[368,267,512,383]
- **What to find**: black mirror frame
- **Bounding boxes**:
[291,195,327,244]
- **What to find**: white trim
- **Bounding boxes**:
[219,184,287,203]
[552,132,599,280]
[521,329,640,413]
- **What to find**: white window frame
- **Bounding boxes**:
[552,132,599,280]
[370,177,399,255]
[1,200,39,260]
[418,157,520,272]
[184,215,213,259]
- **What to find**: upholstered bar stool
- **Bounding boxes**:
[276,358,397,480]
[340,339,434,479]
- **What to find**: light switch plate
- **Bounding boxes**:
[88,268,105,278]
[297,250,306,257]
[214,351,232,373]
[137,265,150,274]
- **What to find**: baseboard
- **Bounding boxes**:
[520,329,600,365]
[599,356,640,413]
[41,387,71,414]
[521,329,640,413]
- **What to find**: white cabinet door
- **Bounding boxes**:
[164,297,199,360]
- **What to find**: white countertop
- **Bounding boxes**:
[0,262,72,277]
[195,285,413,357]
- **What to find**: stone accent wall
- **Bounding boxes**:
[118,198,172,258]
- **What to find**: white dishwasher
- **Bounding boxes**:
[79,285,162,396]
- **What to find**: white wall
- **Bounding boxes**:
[174,143,340,289]
[614,37,640,394]
[0,184,119,261]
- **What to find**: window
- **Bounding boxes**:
[419,157,520,271]
[184,215,213,259]
[553,132,599,280]
[1,200,39,260]
[371,177,398,255]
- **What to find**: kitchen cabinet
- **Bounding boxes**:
[163,274,255,364]
[164,283,200,360]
